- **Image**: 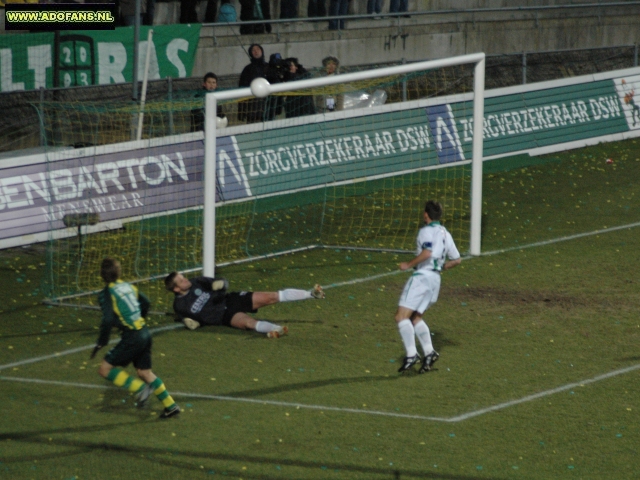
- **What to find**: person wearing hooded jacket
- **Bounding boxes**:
[238,44,269,124]
[238,43,280,123]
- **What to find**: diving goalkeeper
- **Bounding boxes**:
[164,272,325,337]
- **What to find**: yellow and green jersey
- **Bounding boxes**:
[97,280,151,346]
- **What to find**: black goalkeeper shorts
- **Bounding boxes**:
[221,291,257,325]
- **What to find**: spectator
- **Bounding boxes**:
[283,57,316,118]
[191,72,227,133]
[367,0,382,17]
[239,0,271,34]
[317,55,343,112]
[238,44,269,123]
[323,55,340,75]
[328,0,349,30]
[204,0,219,22]
[389,0,408,15]
[280,0,298,19]
[180,0,198,23]
[264,53,286,120]
[144,0,155,24]
[307,0,326,18]
[217,0,237,22]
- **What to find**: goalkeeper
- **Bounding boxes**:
[395,201,461,374]
[164,272,325,337]
[91,258,181,419]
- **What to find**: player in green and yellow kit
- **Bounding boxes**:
[91,258,180,419]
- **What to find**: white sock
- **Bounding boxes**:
[397,319,417,357]
[278,289,312,302]
[255,320,280,333]
[414,320,434,355]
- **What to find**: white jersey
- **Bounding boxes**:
[414,221,460,274]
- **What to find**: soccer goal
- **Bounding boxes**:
[202,53,486,277]
[37,53,484,307]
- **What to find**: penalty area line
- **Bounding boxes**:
[447,362,640,422]
[481,221,640,256]
[3,362,640,422]
[0,375,446,422]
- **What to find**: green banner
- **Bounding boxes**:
[0,24,201,92]
[219,71,639,199]
[459,80,630,157]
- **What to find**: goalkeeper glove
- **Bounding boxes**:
[211,278,228,291]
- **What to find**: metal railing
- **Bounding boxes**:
[199,1,640,32]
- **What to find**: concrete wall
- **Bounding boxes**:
[187,3,640,78]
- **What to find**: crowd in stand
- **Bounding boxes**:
[112,0,409,29]
[114,0,403,123]
[190,46,342,129]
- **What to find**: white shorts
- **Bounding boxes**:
[398,272,441,314]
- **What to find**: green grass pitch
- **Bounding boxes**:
[1,138,640,479]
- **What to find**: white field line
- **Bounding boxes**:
[2,220,640,420]
[3,362,640,423]
[446,363,640,422]
[480,221,640,256]
[0,376,446,422]
[0,324,182,372]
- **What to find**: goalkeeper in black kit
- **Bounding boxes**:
[91,258,180,418]
[164,272,325,337]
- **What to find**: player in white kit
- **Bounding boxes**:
[395,201,461,374]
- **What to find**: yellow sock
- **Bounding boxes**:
[107,368,144,393]
[150,377,177,408]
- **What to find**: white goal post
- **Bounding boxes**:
[204,53,486,277]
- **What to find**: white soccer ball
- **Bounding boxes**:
[251,77,271,98]
[216,116,228,129]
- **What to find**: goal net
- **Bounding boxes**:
[202,54,485,276]
[38,53,485,307]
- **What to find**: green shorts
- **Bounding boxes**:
[105,327,152,370]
